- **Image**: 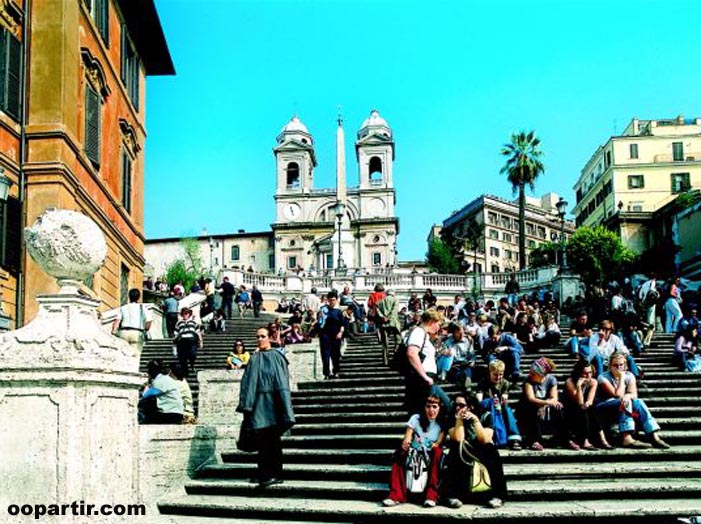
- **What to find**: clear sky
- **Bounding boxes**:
[145,0,701,261]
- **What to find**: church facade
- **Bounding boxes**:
[145,110,400,277]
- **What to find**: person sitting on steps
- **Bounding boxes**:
[383,393,445,508]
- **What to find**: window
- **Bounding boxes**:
[628,175,645,189]
[473,263,482,273]
[537,226,546,239]
[489,229,498,239]
[671,173,691,194]
[325,254,333,269]
[526,223,535,236]
[528,239,536,248]
[628,202,643,212]
[85,83,101,168]
[0,195,20,271]
[502,232,512,243]
[372,252,382,266]
[287,256,297,270]
[491,264,500,273]
[369,156,383,184]
[120,149,132,213]
[85,0,109,44]
[286,162,300,188]
[231,245,240,261]
[0,29,21,121]
[501,216,511,229]
[489,247,500,257]
[487,212,497,225]
[604,150,612,168]
[673,142,684,162]
[267,236,274,248]
[120,264,129,306]
[268,254,275,269]
[505,249,512,260]
[629,143,638,159]
[120,25,139,110]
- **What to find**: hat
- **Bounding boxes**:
[530,357,555,376]
[180,307,192,315]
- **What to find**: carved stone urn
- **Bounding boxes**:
[0,208,138,372]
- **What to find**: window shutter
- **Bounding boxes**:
[1,196,21,272]
[120,25,127,85]
[121,150,131,213]
[98,0,109,45]
[6,32,22,120]
[0,30,6,115]
[85,84,100,167]
[131,57,139,110]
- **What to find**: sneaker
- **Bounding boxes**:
[423,500,436,508]
[487,498,503,509]
[509,441,522,451]
[448,498,463,509]
[382,499,399,507]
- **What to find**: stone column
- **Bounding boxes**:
[0,210,143,523]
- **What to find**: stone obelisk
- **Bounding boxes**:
[336,110,347,204]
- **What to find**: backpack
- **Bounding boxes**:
[405,447,430,493]
[389,328,427,376]
[642,289,660,308]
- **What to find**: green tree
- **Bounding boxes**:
[500,130,545,270]
[529,241,560,268]
[426,238,460,274]
[566,226,637,286]
[164,238,205,292]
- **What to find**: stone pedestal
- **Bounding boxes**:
[286,342,321,390]
[0,209,143,523]
[0,292,143,523]
[553,271,584,308]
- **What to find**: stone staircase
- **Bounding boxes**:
[156,331,701,523]
[140,313,279,413]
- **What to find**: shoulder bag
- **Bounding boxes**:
[458,440,492,494]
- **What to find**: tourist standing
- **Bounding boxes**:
[251,285,264,318]
[163,291,179,338]
[112,288,152,354]
[237,326,295,487]
[320,292,345,379]
[218,276,236,319]
[173,307,202,375]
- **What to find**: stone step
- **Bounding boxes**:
[221,445,701,466]
[279,430,701,449]
[197,460,701,486]
[158,493,701,523]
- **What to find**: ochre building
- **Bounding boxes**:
[0,0,173,328]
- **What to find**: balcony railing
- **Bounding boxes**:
[653,152,701,163]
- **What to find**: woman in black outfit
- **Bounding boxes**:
[442,393,507,509]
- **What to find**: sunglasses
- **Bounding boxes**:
[455,402,467,409]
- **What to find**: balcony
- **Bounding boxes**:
[654,152,701,163]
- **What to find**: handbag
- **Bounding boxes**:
[685,355,701,373]
[141,305,152,341]
[405,446,430,493]
[237,413,257,453]
[458,440,492,493]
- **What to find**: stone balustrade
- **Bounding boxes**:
[220,265,576,304]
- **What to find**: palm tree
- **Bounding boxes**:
[500,131,545,270]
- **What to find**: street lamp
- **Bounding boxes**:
[208,237,215,275]
[556,197,568,271]
[332,200,345,273]
[0,168,13,330]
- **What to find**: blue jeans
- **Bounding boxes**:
[590,353,640,378]
[569,336,589,356]
[665,299,683,333]
[596,397,660,434]
[480,399,522,442]
[436,354,454,374]
[620,330,644,356]
[487,349,522,377]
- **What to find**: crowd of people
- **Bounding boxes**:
[131,271,697,508]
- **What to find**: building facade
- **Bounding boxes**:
[272,110,399,273]
[0,0,173,328]
[145,231,274,279]
[440,193,574,273]
[572,116,701,252]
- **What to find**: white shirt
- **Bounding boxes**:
[118,303,152,330]
[406,326,437,375]
[588,332,628,364]
[639,279,656,300]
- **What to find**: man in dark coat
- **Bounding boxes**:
[237,326,295,487]
[320,291,345,379]
[218,276,236,319]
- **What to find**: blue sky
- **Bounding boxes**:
[145,0,701,261]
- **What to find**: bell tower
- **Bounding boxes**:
[356,109,394,190]
[273,115,317,195]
